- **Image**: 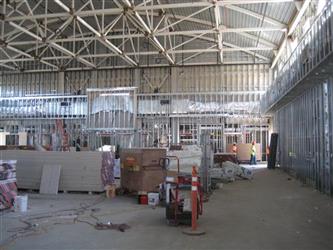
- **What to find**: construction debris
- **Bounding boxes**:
[94,222,130,232]
[1,195,130,247]
[167,145,202,173]
[210,161,253,182]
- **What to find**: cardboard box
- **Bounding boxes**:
[121,166,165,192]
[166,170,178,178]
[120,148,167,192]
[120,148,166,167]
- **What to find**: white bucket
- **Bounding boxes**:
[14,195,28,212]
[148,192,159,206]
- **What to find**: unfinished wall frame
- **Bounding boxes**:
[0,64,271,152]
[274,78,333,195]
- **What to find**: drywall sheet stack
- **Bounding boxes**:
[39,165,62,194]
[0,151,104,192]
[0,160,17,210]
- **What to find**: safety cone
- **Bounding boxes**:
[183,166,205,236]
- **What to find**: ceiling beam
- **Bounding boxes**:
[184,34,270,61]
[121,0,174,64]
[177,45,217,65]
[163,13,278,47]
[8,27,285,46]
[214,2,223,63]
[0,0,291,70]
[0,46,276,63]
[0,60,269,73]
[8,21,96,69]
[6,44,58,70]
[4,3,280,54]
[53,0,137,67]
[4,1,295,21]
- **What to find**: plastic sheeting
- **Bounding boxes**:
[138,99,260,115]
[167,145,202,173]
[91,95,133,114]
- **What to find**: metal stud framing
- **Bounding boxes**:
[0,63,271,152]
[262,1,333,113]
[274,79,333,195]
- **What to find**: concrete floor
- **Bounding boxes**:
[1,168,333,250]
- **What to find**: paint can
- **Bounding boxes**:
[148,192,159,206]
[14,195,28,212]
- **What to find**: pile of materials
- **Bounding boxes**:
[167,145,202,173]
[210,161,253,183]
[0,151,107,192]
[0,160,17,210]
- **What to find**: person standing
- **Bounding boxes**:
[250,141,257,165]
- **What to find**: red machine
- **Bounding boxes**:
[161,156,203,226]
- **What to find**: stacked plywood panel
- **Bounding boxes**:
[0,151,104,192]
[0,160,17,210]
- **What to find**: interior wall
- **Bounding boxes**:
[273,77,332,195]
[0,64,272,152]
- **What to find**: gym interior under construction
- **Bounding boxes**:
[0,0,333,249]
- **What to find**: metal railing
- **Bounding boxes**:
[261,1,333,113]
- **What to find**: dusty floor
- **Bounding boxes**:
[1,168,333,250]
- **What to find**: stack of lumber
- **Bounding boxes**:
[0,160,17,210]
